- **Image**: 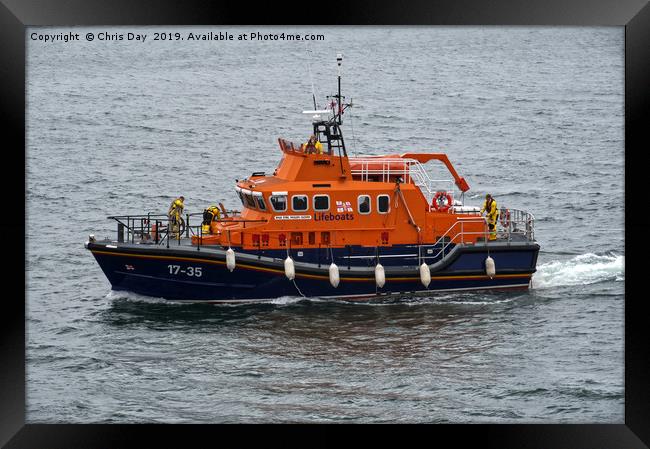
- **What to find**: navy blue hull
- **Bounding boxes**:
[87,241,539,302]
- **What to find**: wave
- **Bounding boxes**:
[105,289,305,307]
[106,290,171,304]
[269,296,306,305]
[532,253,624,288]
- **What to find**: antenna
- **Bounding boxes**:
[336,53,343,124]
[306,44,318,109]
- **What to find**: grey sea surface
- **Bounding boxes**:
[26,26,624,423]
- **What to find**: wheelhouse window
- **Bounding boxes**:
[253,192,266,211]
[377,194,390,214]
[235,187,245,207]
[242,190,256,209]
[256,196,267,211]
[358,195,371,214]
[292,195,308,212]
[313,195,330,211]
[270,193,288,212]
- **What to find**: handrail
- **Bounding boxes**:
[349,157,454,196]
[106,211,270,249]
[418,207,536,263]
[349,158,414,183]
[103,205,535,257]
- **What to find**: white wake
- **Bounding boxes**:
[532,253,624,288]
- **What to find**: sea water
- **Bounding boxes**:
[26,26,624,423]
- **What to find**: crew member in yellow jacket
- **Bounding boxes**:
[168,196,185,238]
[201,205,221,234]
[302,134,323,154]
[480,194,499,241]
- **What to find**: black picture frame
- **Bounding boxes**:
[2,1,647,447]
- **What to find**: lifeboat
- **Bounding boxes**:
[85,55,540,303]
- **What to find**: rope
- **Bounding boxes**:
[396,185,421,234]
[286,247,306,298]
[292,279,306,298]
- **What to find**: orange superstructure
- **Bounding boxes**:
[192,136,485,252]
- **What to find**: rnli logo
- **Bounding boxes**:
[336,201,353,212]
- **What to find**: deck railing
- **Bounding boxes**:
[349,157,454,195]
[107,213,197,248]
[418,208,536,263]
[106,209,265,250]
[104,206,534,261]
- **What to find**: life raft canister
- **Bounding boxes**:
[431,191,453,212]
[500,208,511,228]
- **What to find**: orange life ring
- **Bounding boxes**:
[432,191,453,212]
[500,209,511,228]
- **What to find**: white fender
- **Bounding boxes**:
[485,256,496,279]
[420,262,431,288]
[375,263,385,288]
[284,256,295,280]
[226,248,236,272]
[329,263,340,288]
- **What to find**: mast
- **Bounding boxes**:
[308,54,349,175]
[332,53,347,176]
[326,53,347,158]
[336,53,343,125]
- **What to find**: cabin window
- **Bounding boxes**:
[244,193,256,209]
[256,196,267,211]
[270,194,287,212]
[313,195,330,211]
[236,190,245,206]
[292,195,308,212]
[358,195,371,214]
[377,194,390,213]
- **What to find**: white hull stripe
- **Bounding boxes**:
[346,254,418,259]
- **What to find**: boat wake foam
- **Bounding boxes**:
[269,296,306,305]
[105,289,306,306]
[106,290,176,304]
[532,253,624,288]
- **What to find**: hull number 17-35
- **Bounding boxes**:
[167,265,202,277]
